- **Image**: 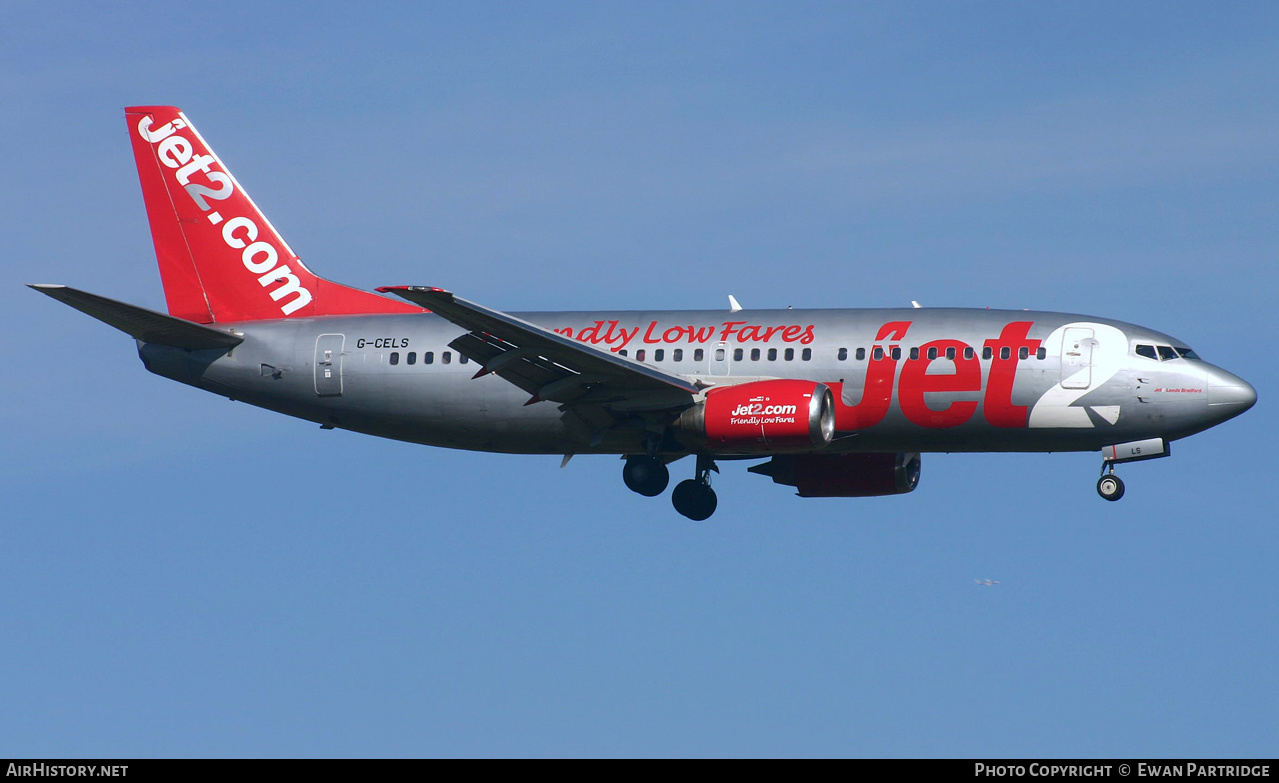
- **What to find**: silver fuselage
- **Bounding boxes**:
[138,307,1255,457]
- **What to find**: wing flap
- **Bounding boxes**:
[448,331,571,398]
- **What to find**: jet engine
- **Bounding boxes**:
[748,452,921,497]
[675,379,834,453]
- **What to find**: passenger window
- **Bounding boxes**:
[982,347,992,360]
[838,347,847,361]
[714,348,724,361]
[619,349,628,357]
[459,355,468,364]
[1036,347,1046,360]
[785,348,795,361]
[389,352,400,365]
[1135,344,1157,360]
[733,348,744,361]
[424,351,434,364]
[1157,345,1178,361]
[909,347,920,360]
[407,352,417,365]
[945,347,954,360]
[673,348,683,361]
[891,347,901,360]
[636,349,646,362]
[1174,346,1200,360]
[856,347,866,361]
[873,347,883,360]
[750,348,760,361]
[1000,347,1010,360]
[928,347,939,361]
[964,347,973,360]
[442,351,451,364]
[801,348,812,361]
[695,349,705,362]
[768,348,777,361]
[1019,347,1029,360]
[654,349,664,361]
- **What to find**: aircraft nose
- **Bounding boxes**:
[1205,367,1257,414]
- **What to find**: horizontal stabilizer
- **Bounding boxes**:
[29,284,244,350]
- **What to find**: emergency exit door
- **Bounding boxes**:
[709,341,731,376]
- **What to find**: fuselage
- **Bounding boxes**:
[138,306,1256,457]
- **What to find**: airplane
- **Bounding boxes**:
[975,580,1000,587]
[31,106,1257,520]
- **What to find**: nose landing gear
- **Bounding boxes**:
[672,454,718,520]
[1096,466,1125,501]
[1095,438,1170,501]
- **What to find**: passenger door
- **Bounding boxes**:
[1060,327,1094,389]
[314,334,345,396]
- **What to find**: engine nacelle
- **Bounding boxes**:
[748,452,922,497]
[675,379,835,453]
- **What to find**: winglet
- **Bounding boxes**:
[728,295,743,313]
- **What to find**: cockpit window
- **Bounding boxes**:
[1136,343,1199,361]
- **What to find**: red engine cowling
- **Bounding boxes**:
[748,452,922,497]
[676,379,835,453]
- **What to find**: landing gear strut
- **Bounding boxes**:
[623,455,669,497]
[1096,463,1125,501]
[672,455,718,520]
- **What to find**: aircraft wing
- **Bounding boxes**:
[377,287,700,414]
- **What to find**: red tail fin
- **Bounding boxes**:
[126,106,421,323]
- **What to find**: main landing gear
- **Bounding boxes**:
[622,453,719,520]
[1096,464,1125,502]
[672,455,718,521]
[623,455,669,497]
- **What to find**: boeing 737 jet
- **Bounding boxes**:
[32,106,1257,519]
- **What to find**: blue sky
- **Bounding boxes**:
[2,1,1276,757]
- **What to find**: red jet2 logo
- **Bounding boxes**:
[829,321,1041,430]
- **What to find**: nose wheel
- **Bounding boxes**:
[1096,464,1125,501]
[672,455,718,520]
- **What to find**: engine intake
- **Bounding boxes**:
[748,452,922,497]
[675,379,834,453]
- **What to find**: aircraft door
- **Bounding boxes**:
[314,334,345,396]
[1060,327,1094,389]
[709,341,731,376]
